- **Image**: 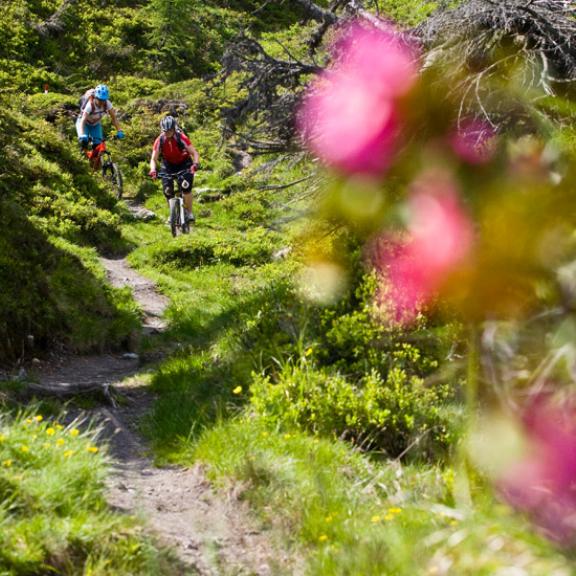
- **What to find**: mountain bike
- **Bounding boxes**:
[83,136,123,199]
[157,168,196,237]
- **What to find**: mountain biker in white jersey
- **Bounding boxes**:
[76,84,124,149]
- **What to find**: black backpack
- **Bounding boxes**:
[159,129,186,152]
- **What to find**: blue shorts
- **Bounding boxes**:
[76,118,104,145]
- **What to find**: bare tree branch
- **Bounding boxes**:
[34,0,80,37]
[220,0,576,155]
[290,0,339,24]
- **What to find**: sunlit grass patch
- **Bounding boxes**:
[193,417,573,575]
[0,409,179,574]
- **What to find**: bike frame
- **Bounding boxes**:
[158,168,194,237]
[85,140,113,170]
[83,137,123,199]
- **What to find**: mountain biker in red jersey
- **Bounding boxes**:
[149,115,200,223]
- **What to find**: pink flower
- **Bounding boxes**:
[298,21,418,175]
[450,119,496,165]
[372,174,474,322]
[499,394,576,546]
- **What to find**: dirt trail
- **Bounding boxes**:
[36,257,294,576]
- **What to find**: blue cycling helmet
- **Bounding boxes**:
[94,84,109,100]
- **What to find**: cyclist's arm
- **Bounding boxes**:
[78,111,88,135]
[185,142,200,166]
[150,146,160,173]
[109,108,121,132]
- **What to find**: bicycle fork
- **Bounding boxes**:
[169,197,186,222]
[168,196,188,234]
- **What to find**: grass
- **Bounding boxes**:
[0,409,183,575]
[120,171,305,459]
[192,418,574,575]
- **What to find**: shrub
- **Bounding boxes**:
[249,361,460,460]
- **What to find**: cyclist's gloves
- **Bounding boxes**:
[149,170,157,180]
[78,135,89,149]
[116,130,125,139]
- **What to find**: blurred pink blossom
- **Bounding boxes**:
[499,394,576,546]
[298,21,417,175]
[450,119,496,165]
[372,175,474,322]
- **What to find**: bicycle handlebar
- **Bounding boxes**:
[157,166,198,179]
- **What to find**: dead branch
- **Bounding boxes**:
[24,382,119,406]
[415,0,576,80]
[257,175,314,190]
[34,0,80,37]
[220,33,322,151]
[290,0,339,24]
[220,0,576,156]
[413,0,576,131]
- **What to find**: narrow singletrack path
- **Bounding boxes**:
[35,257,295,576]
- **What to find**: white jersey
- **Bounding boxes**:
[82,99,113,125]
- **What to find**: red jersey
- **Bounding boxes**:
[153,131,192,165]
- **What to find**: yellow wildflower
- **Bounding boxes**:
[319,535,328,542]
[2,459,12,467]
[56,438,65,446]
[305,347,313,357]
[232,386,243,395]
[384,514,394,521]
[34,415,43,422]
[87,446,99,454]
[63,450,75,458]
[69,428,79,438]
[388,507,402,515]
[55,424,63,431]
[371,515,381,523]
[325,515,333,523]
[46,428,55,436]
[20,445,29,453]
[25,418,33,425]
[283,433,291,440]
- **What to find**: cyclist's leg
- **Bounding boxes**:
[178,170,194,221]
[161,171,176,204]
[86,124,104,169]
[89,123,104,146]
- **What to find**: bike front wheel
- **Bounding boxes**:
[102,162,123,200]
[181,203,190,235]
[169,198,181,238]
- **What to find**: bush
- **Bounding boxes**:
[250,361,460,460]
